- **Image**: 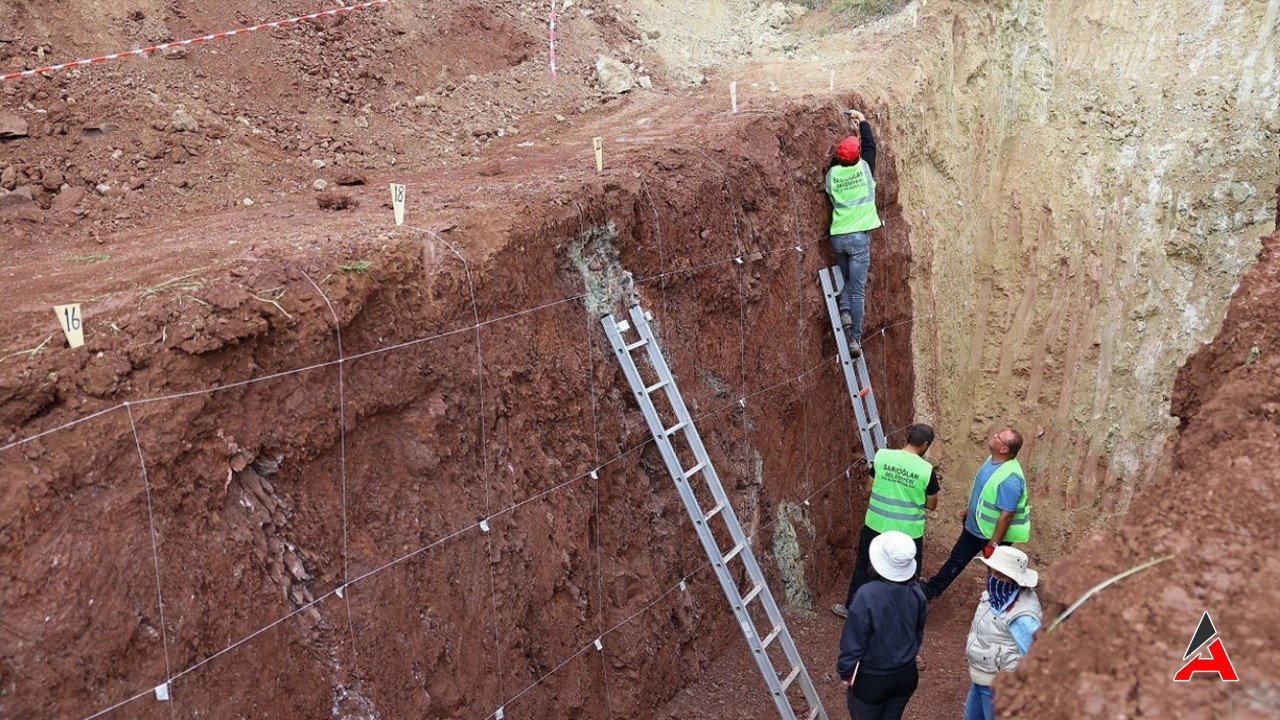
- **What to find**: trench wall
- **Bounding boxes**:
[0,106,914,718]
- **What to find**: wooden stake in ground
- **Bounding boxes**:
[730,81,738,113]
[390,183,406,226]
[829,69,835,91]
[593,137,603,172]
[54,303,84,348]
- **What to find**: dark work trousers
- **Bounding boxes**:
[844,525,925,608]
[921,527,990,600]
[846,663,919,720]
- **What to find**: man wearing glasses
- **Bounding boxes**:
[920,427,1030,602]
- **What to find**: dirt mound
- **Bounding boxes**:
[1002,224,1280,720]
[0,0,638,237]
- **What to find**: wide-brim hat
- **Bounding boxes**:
[980,545,1039,588]
[869,530,917,582]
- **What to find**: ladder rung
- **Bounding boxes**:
[741,584,763,607]
[722,543,744,564]
[624,338,648,352]
[703,502,724,522]
[780,666,801,692]
[645,378,670,394]
[806,708,821,720]
[761,625,782,649]
[682,461,707,479]
[863,420,880,432]
[664,420,688,436]
[858,386,871,398]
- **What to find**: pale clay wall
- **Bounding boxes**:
[896,0,1280,551]
[632,0,1279,554]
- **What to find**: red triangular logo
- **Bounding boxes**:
[1173,612,1239,682]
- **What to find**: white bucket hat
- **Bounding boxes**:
[869,530,917,582]
[980,545,1039,588]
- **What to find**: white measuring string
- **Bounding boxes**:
[299,270,361,677]
[483,452,863,719]
[401,223,507,704]
[122,402,176,720]
[74,338,843,720]
[9,139,919,718]
[0,227,834,460]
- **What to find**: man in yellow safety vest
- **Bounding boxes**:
[825,108,881,359]
[833,423,940,618]
[920,427,1030,602]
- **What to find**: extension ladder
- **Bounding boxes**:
[819,266,887,461]
[602,304,827,720]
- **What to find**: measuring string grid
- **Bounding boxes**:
[5,154,894,719]
[300,270,363,677]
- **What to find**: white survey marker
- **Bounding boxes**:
[592,137,603,172]
[54,304,84,348]
[390,183,406,226]
[730,81,738,113]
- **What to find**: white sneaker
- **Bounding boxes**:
[840,311,853,328]
[831,602,849,618]
[847,338,862,358]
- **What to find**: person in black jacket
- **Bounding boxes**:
[835,530,927,720]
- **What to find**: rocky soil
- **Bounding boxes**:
[1,1,1278,719]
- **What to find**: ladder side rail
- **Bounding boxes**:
[602,311,801,720]
[628,307,736,506]
[628,306,826,720]
[819,268,877,459]
[853,354,888,452]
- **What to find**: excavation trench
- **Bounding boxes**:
[0,101,917,719]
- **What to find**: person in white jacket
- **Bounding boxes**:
[963,545,1042,720]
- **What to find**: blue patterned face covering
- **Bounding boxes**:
[987,575,1020,612]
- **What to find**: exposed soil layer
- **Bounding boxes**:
[0,86,917,717]
[2,1,1280,719]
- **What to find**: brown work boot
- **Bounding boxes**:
[847,337,862,358]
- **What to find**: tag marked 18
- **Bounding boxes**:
[390,183,406,226]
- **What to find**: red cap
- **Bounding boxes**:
[835,136,861,163]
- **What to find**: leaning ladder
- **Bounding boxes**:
[818,266,888,461]
[601,304,827,720]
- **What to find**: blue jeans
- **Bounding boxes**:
[831,232,871,341]
[921,527,988,601]
[964,683,995,720]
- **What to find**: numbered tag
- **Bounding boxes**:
[153,682,170,701]
[54,304,84,348]
[592,137,603,173]
[390,183,406,226]
[730,81,738,113]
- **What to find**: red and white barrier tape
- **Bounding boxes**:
[548,0,558,78]
[0,0,390,82]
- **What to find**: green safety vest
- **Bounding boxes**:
[864,448,932,538]
[826,160,881,235]
[974,458,1030,543]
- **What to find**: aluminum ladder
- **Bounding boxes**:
[819,266,887,461]
[601,304,827,720]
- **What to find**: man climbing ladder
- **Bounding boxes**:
[825,108,881,358]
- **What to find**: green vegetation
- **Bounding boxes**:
[339,260,373,274]
[832,0,906,22]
